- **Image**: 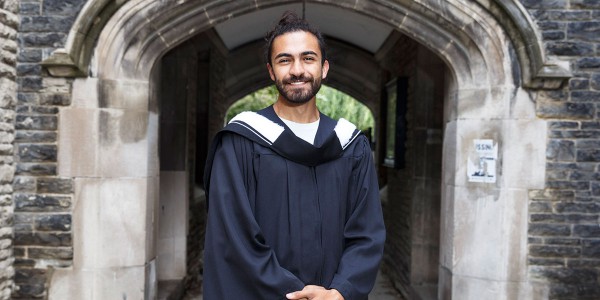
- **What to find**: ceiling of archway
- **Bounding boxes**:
[214,3,394,53]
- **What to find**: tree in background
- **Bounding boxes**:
[226,85,375,135]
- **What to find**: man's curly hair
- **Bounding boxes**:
[264,11,327,65]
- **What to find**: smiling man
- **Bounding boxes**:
[202,11,385,300]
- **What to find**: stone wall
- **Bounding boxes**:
[13,0,85,298]
[8,0,600,299]
[380,34,418,298]
[0,0,18,298]
[523,0,600,299]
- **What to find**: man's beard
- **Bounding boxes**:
[274,74,322,104]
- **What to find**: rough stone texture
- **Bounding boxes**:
[8,0,600,299]
[0,0,17,298]
[13,0,80,297]
[525,0,600,297]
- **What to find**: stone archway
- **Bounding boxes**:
[46,1,570,299]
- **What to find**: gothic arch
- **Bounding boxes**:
[43,0,570,88]
[50,0,560,299]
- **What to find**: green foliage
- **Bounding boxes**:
[225,85,375,133]
[225,86,278,122]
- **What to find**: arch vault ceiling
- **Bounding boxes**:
[213,3,393,53]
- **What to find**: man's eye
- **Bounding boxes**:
[304,57,315,61]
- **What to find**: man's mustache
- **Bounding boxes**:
[283,75,313,84]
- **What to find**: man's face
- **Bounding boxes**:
[267,31,329,104]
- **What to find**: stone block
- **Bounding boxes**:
[571,90,600,102]
[554,201,600,213]
[20,15,76,32]
[0,165,14,184]
[582,240,600,258]
[98,79,150,111]
[42,0,87,15]
[546,139,575,161]
[573,225,600,237]
[58,107,159,178]
[14,194,70,212]
[568,259,600,268]
[529,201,553,213]
[13,232,71,247]
[569,169,600,181]
[567,21,600,41]
[445,272,543,300]
[576,149,600,162]
[73,177,155,268]
[520,0,567,8]
[34,214,71,231]
[577,139,600,148]
[17,49,41,63]
[12,282,44,298]
[528,223,571,236]
[577,57,600,68]
[545,238,581,246]
[529,245,580,258]
[15,115,57,130]
[546,41,594,56]
[17,92,39,105]
[15,131,57,143]
[71,78,98,108]
[537,100,594,119]
[19,2,41,15]
[17,144,57,162]
[14,268,46,284]
[529,214,566,223]
[48,264,152,300]
[29,247,73,260]
[18,32,67,47]
[593,182,600,196]
[445,186,529,282]
[16,76,42,92]
[548,10,591,20]
[31,106,59,115]
[36,178,72,194]
[531,266,599,284]
[15,163,56,176]
[16,63,41,77]
[39,93,70,106]
[569,78,589,90]
[542,31,565,40]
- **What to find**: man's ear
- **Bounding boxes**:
[322,60,330,80]
[267,63,275,81]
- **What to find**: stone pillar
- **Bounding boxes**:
[0,0,18,298]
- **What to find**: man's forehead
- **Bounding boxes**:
[271,31,321,56]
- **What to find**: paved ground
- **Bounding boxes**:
[369,271,404,300]
[183,271,404,300]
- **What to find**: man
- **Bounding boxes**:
[203,11,385,300]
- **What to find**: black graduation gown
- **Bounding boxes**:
[203,106,385,300]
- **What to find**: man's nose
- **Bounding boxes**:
[289,60,305,76]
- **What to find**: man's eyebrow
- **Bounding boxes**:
[274,53,292,59]
[302,51,318,56]
[274,51,319,60]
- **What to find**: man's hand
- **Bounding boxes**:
[286,285,345,300]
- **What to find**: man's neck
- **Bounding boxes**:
[273,96,320,123]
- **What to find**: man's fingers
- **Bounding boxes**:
[286,291,309,299]
[286,285,327,299]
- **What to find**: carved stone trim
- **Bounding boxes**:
[40,0,126,77]
[41,0,571,89]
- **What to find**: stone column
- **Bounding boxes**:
[0,0,18,298]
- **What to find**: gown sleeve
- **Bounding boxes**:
[202,133,305,299]
[329,137,386,300]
